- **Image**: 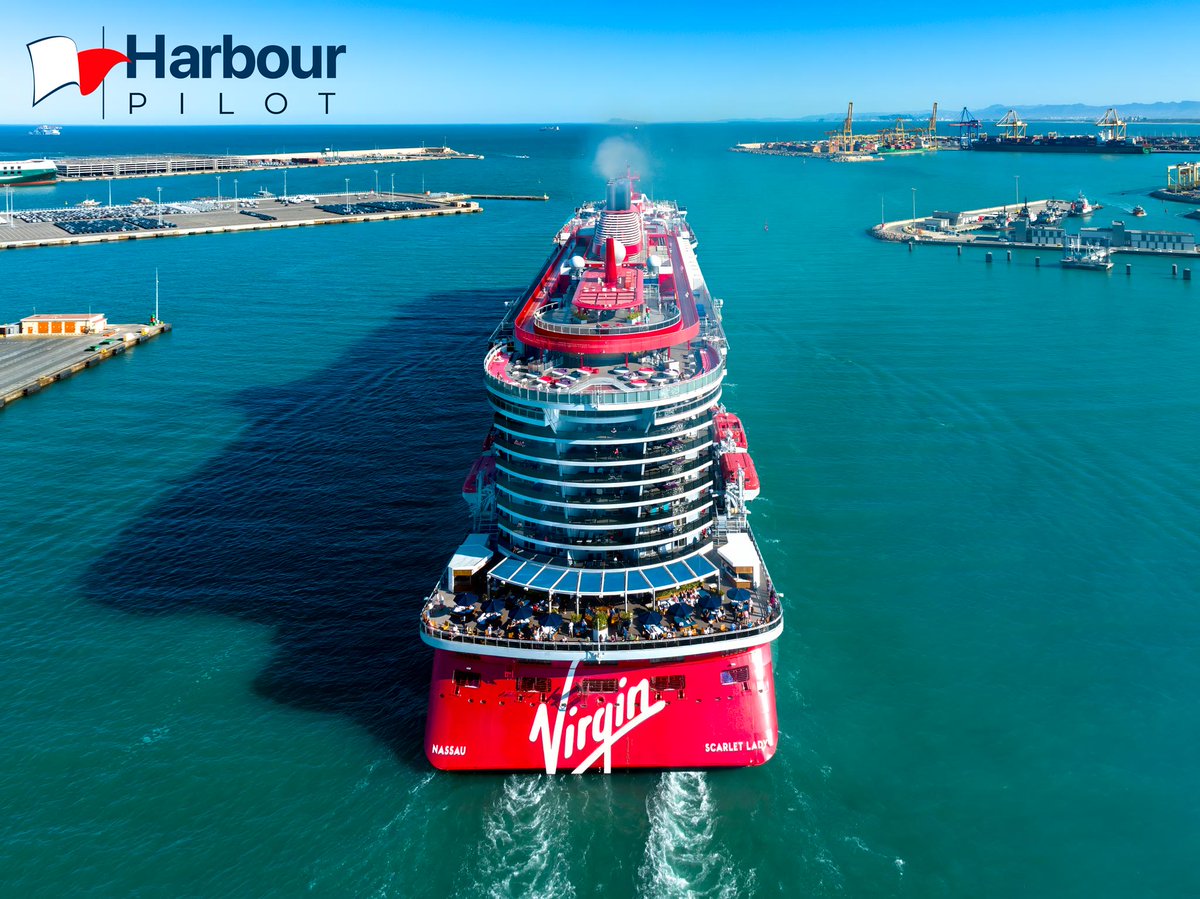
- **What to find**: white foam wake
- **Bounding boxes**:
[460,775,575,899]
[636,772,749,899]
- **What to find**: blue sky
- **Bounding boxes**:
[0,0,1191,124]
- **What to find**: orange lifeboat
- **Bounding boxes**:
[720,452,760,501]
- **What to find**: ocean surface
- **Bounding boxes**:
[2,122,1198,898]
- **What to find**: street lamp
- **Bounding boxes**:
[156,186,162,226]
[911,187,917,223]
[390,172,395,196]
[344,177,349,205]
[374,168,379,195]
[234,178,238,204]
[216,174,222,204]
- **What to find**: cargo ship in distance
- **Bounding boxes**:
[420,175,784,772]
[971,133,1151,154]
[1,159,58,186]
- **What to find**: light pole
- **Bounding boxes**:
[234,178,238,204]
[390,172,395,196]
[216,175,222,204]
[911,187,916,223]
[881,196,885,226]
[156,186,162,226]
[107,177,113,209]
[374,169,379,195]
[344,177,349,206]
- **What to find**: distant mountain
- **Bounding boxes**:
[801,101,1200,122]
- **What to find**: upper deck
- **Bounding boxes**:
[420,527,783,663]
[510,191,708,358]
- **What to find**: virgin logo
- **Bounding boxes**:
[529,661,667,774]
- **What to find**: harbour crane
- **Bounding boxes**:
[996,109,1027,140]
[826,101,854,152]
[949,107,982,147]
[1095,108,1127,142]
[924,101,939,151]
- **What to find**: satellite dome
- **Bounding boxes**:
[647,254,661,269]
[610,240,626,264]
[570,255,586,269]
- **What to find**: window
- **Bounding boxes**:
[720,666,750,686]
[651,675,686,691]
[516,676,551,693]
[453,670,480,689]
[580,678,618,694]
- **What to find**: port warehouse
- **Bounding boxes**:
[914,209,1195,251]
[53,146,460,179]
[7,314,108,335]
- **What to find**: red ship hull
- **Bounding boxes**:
[424,644,778,772]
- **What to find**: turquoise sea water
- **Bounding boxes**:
[1,123,1198,897]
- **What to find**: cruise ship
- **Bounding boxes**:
[420,175,784,773]
[0,159,58,186]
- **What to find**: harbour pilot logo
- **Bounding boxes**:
[27,36,129,105]
[24,32,344,118]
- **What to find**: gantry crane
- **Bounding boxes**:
[949,107,982,147]
[996,109,1027,140]
[1095,108,1127,142]
[826,101,854,152]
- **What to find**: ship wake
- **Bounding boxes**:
[459,776,575,899]
[636,772,751,898]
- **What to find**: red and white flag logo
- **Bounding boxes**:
[27,36,129,105]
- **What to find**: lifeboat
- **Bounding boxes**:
[461,454,496,507]
[720,451,760,501]
[714,412,749,450]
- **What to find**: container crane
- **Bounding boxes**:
[826,101,854,152]
[949,107,982,147]
[1095,108,1127,142]
[996,109,1027,140]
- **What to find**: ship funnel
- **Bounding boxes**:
[606,178,633,211]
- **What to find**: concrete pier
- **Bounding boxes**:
[0,323,170,410]
[0,192,481,253]
[869,199,1200,259]
[55,147,483,181]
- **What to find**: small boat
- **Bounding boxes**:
[30,125,61,136]
[77,198,100,208]
[1061,235,1113,271]
[1069,192,1101,216]
[132,197,153,206]
[829,153,883,162]
[1131,204,1147,217]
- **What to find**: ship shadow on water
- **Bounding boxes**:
[82,287,511,771]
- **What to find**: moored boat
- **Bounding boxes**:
[0,159,58,186]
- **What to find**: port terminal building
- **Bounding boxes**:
[17,314,108,336]
[1012,220,1196,252]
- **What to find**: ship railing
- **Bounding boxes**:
[531,303,682,337]
[484,346,724,407]
[419,608,782,654]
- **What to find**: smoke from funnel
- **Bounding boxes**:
[593,137,650,181]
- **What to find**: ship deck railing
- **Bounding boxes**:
[483,345,725,407]
[420,594,782,655]
[531,302,682,338]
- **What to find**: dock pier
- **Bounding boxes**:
[0,192,483,253]
[0,324,171,410]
